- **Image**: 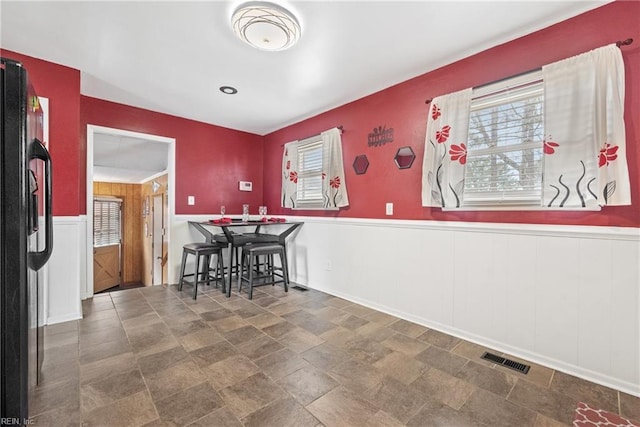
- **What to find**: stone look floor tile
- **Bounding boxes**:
[202,355,261,390]
[373,351,426,384]
[329,359,385,395]
[411,368,476,410]
[549,370,619,414]
[81,368,147,413]
[79,352,137,386]
[343,335,393,364]
[155,382,224,426]
[307,386,381,427]
[451,340,499,368]
[245,312,282,329]
[301,342,351,371]
[407,398,482,427]
[241,397,320,427]
[30,377,80,418]
[137,345,189,376]
[81,390,158,427]
[143,359,206,402]
[415,345,468,376]
[261,320,299,338]
[455,360,518,397]
[417,328,461,350]
[363,376,427,424]
[381,332,429,357]
[189,340,239,367]
[388,319,428,338]
[219,372,287,419]
[254,348,310,380]
[508,377,579,425]
[236,333,285,360]
[177,327,224,352]
[460,387,537,427]
[534,413,570,427]
[278,327,325,353]
[277,365,339,405]
[187,406,243,427]
[620,392,640,422]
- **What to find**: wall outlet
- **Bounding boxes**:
[187,196,195,205]
[325,260,332,271]
[239,181,253,191]
[386,202,393,215]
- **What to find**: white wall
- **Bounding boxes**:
[47,216,84,324]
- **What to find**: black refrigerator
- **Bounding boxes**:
[1,58,53,422]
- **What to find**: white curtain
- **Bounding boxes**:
[421,88,472,207]
[542,44,630,207]
[281,140,298,208]
[321,127,349,208]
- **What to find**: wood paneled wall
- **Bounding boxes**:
[140,175,169,286]
[93,182,142,285]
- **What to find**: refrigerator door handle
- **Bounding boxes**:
[28,138,53,271]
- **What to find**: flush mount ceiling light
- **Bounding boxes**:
[231,1,301,51]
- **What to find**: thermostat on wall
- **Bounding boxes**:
[239,181,253,192]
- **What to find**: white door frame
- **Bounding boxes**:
[152,194,164,285]
[86,125,176,299]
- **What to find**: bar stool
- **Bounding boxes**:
[213,232,261,288]
[178,242,225,299]
[237,243,289,299]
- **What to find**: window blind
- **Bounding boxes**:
[464,78,544,205]
[94,197,122,247]
[296,138,324,206]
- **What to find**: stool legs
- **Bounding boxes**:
[178,250,188,291]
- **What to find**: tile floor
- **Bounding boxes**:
[32,281,640,426]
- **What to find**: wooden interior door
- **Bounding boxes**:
[94,244,120,292]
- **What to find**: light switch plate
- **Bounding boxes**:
[188,196,195,205]
[239,181,253,192]
[386,202,393,215]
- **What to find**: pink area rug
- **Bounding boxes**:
[574,402,640,427]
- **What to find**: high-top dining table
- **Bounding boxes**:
[188,219,303,292]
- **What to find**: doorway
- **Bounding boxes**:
[86,125,175,299]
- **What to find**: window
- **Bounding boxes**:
[463,72,544,206]
[93,197,122,247]
[295,136,325,207]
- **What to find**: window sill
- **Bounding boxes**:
[442,205,602,212]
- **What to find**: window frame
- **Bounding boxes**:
[291,135,339,210]
[461,70,547,209]
[93,197,122,247]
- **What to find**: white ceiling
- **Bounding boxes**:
[93,133,168,183]
[1,0,610,138]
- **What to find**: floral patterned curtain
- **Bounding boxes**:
[321,127,349,208]
[542,44,630,207]
[421,88,472,207]
[281,140,299,208]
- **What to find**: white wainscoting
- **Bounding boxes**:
[47,216,84,324]
[172,215,639,396]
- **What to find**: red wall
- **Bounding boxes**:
[263,0,640,227]
[1,49,81,216]
[80,97,264,215]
